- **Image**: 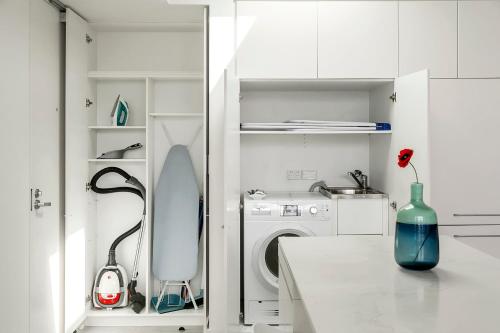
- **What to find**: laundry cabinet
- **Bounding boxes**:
[236,1,317,78]
[223,69,433,325]
[398,1,457,78]
[236,1,398,79]
[429,79,500,227]
[459,1,500,78]
[64,8,208,332]
[317,1,398,79]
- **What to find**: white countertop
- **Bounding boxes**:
[279,236,500,333]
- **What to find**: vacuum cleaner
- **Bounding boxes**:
[90,167,147,313]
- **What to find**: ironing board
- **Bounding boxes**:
[152,144,199,311]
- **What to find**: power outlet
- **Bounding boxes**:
[287,169,302,180]
[301,169,318,180]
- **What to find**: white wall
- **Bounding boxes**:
[0,0,31,332]
[96,31,204,72]
[240,90,371,191]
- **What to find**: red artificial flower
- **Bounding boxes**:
[398,149,414,168]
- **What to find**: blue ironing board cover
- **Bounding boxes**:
[153,145,199,281]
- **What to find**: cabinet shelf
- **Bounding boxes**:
[88,159,146,163]
[88,126,146,130]
[149,113,204,118]
[240,130,392,135]
[88,71,203,80]
[85,307,204,327]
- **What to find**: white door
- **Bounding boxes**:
[29,3,63,333]
[399,1,457,78]
[223,67,241,329]
[0,1,30,332]
[372,70,430,232]
[459,1,500,78]
[391,70,430,226]
[65,9,94,333]
[317,1,398,78]
[236,1,317,78]
[429,79,500,226]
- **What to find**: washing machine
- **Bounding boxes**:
[243,192,333,325]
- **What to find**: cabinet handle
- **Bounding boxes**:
[453,214,500,217]
[453,235,500,238]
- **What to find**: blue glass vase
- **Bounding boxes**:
[395,183,439,270]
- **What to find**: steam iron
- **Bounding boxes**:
[111,94,129,126]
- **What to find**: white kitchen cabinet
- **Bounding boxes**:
[64,8,208,332]
[429,79,500,226]
[236,1,317,79]
[317,1,398,79]
[336,197,388,235]
[440,225,500,260]
[459,1,500,78]
[399,1,457,78]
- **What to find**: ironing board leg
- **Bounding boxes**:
[184,280,198,310]
[156,280,168,309]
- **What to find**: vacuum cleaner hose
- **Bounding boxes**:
[90,167,144,266]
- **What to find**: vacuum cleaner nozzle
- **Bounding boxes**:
[128,281,146,314]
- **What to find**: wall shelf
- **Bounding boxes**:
[88,159,146,163]
[88,126,146,130]
[85,307,205,327]
[240,130,392,135]
[149,113,204,117]
[88,71,203,80]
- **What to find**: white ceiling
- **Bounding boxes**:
[62,0,204,24]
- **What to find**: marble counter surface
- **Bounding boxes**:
[279,236,500,333]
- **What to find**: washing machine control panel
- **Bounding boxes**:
[244,192,332,221]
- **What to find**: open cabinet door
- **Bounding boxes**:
[223,68,241,331]
[65,9,94,333]
[389,70,430,231]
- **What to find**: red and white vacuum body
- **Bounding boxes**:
[93,264,129,308]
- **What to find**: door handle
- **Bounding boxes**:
[34,199,52,210]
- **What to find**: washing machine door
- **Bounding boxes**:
[252,224,314,291]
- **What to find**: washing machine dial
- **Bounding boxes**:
[309,206,318,215]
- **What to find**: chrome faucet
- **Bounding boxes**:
[348,170,368,189]
[309,180,327,192]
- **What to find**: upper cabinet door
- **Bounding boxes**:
[65,9,92,333]
[399,1,457,78]
[459,1,500,78]
[236,1,317,79]
[318,1,398,79]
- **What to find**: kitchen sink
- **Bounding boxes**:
[320,186,387,198]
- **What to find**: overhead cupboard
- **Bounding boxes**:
[236,1,398,79]
[64,7,207,333]
[237,1,500,80]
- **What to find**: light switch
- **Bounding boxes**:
[287,169,301,180]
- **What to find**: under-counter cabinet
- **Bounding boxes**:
[64,8,207,332]
[399,1,457,78]
[440,225,500,260]
[459,1,500,78]
[317,1,398,79]
[236,1,317,78]
[336,197,389,235]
